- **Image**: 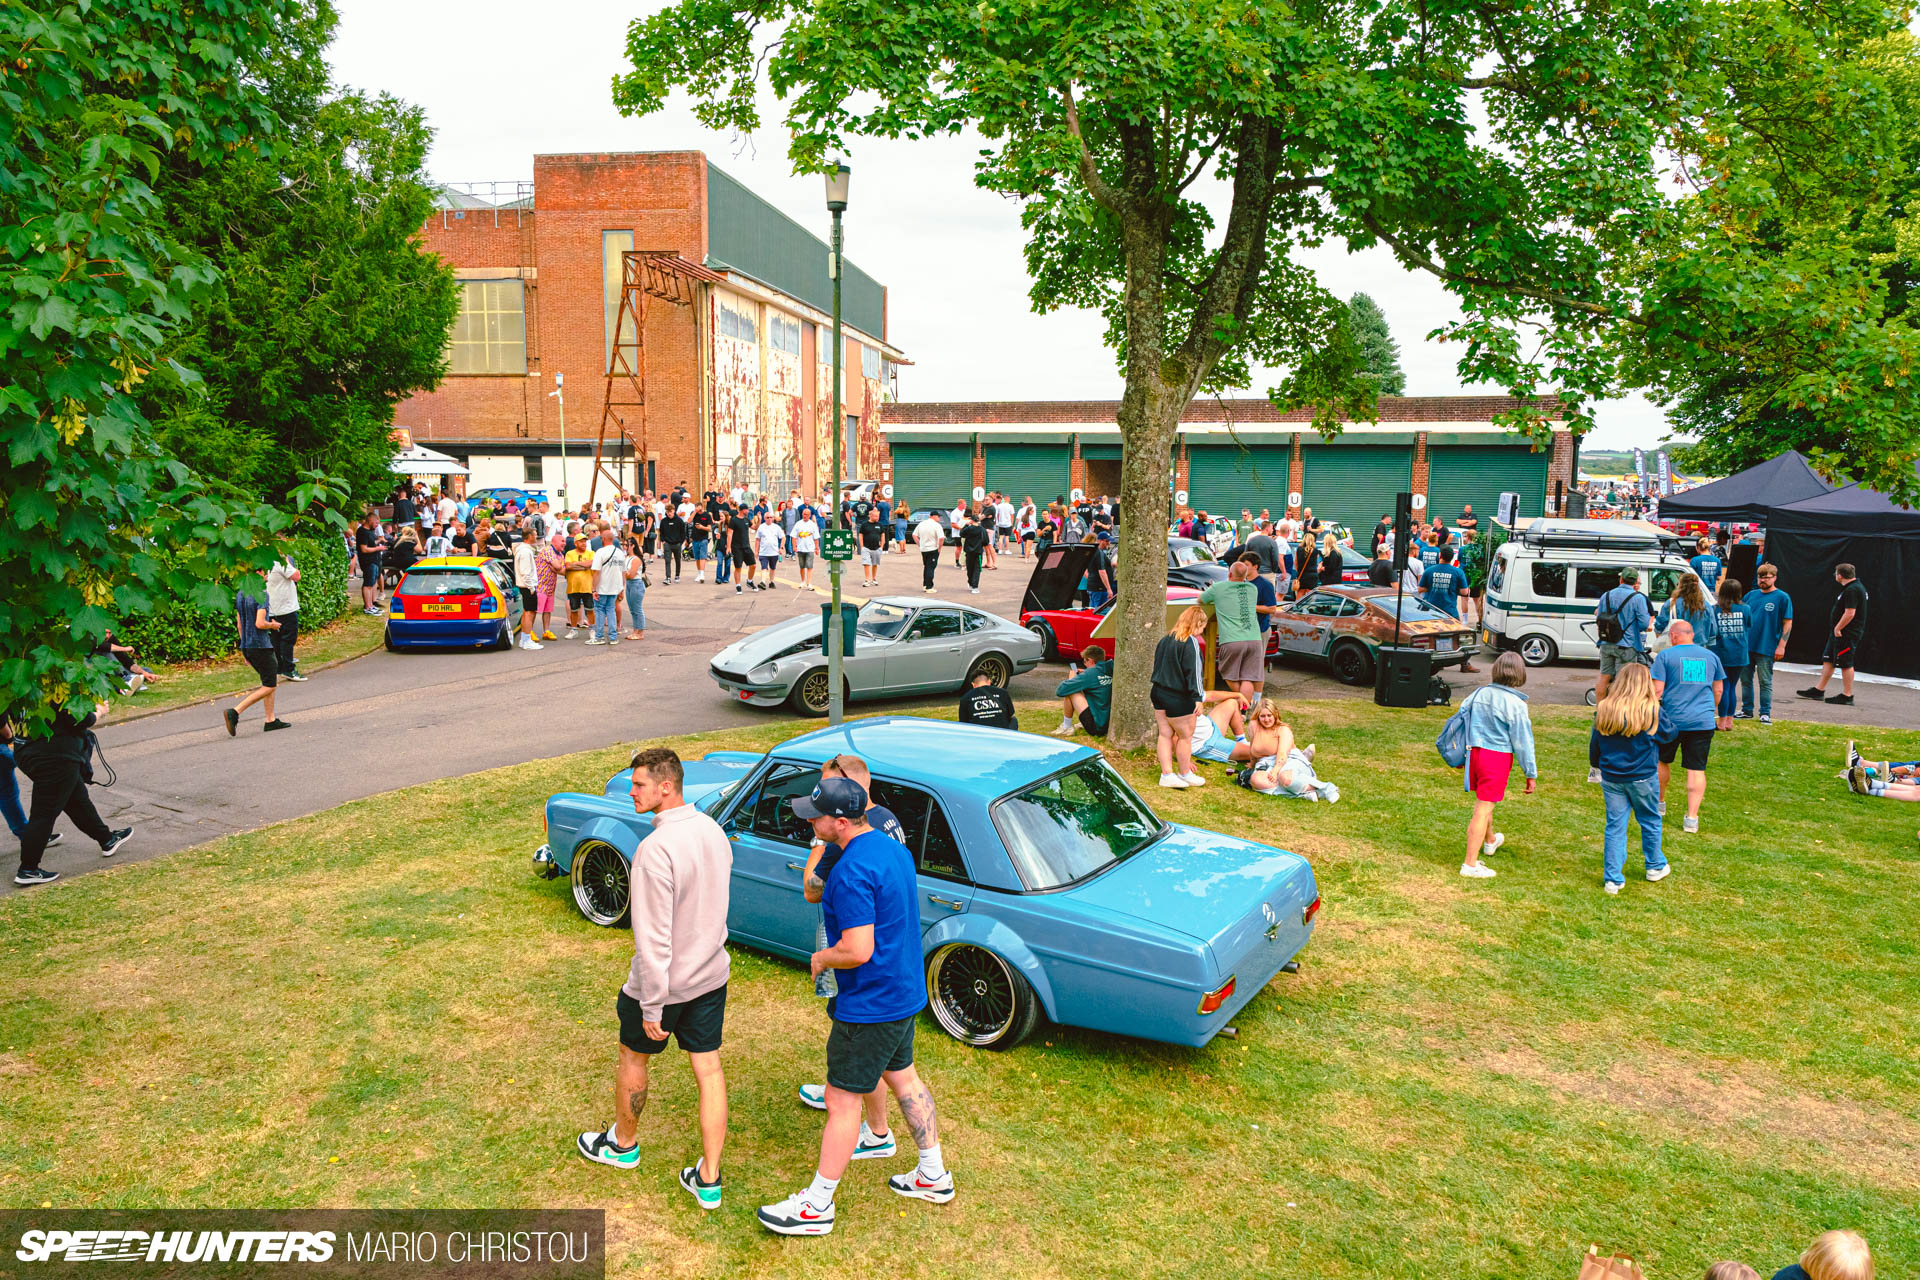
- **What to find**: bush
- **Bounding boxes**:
[115,527,352,665]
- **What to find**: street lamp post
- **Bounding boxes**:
[825,163,850,726]
[546,371,568,507]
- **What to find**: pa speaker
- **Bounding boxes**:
[1374,646,1433,708]
[1564,491,1589,518]
[1391,492,1414,574]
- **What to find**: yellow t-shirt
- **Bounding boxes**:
[564,549,595,594]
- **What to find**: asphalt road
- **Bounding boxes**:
[14,545,1916,893]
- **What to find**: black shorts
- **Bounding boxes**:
[568,591,593,610]
[732,548,754,566]
[617,983,726,1055]
[1150,687,1198,717]
[1658,728,1715,771]
[1825,633,1861,668]
[1078,707,1108,737]
[358,554,382,580]
[826,1014,917,1095]
[243,647,278,689]
[518,587,536,613]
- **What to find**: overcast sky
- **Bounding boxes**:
[330,0,1672,449]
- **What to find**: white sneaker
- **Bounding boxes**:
[851,1123,897,1161]
[1179,771,1206,787]
[1303,743,1316,762]
[797,1083,826,1110]
[1317,782,1340,803]
[970,588,980,594]
[1604,881,1622,895]
[1482,832,1505,856]
[564,629,578,639]
[1158,773,1189,789]
[520,636,543,650]
[1682,815,1698,834]
[1460,863,1496,878]
[888,1169,955,1203]
[584,637,607,646]
[697,573,704,582]
[757,1189,835,1236]
[1587,766,1602,784]
[1646,865,1671,882]
[1051,719,1076,737]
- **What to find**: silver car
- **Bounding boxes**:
[710,596,1044,715]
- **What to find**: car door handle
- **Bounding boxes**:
[927,893,966,909]
[786,861,807,872]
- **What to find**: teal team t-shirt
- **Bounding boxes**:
[1651,642,1727,732]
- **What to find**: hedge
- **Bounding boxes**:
[117,531,352,665]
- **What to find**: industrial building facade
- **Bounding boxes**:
[397,152,905,502]
[878,398,1575,531]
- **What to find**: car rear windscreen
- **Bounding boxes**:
[397,569,486,596]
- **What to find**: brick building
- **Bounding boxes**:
[877,398,1575,531]
[398,152,907,503]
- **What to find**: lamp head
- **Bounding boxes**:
[824,163,851,212]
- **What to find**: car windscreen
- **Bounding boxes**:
[1377,596,1453,622]
[857,601,913,639]
[990,758,1165,890]
[1170,542,1216,567]
[396,569,486,596]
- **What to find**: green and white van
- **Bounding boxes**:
[1482,519,1695,665]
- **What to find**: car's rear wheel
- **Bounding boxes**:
[788,667,833,716]
[1025,620,1056,661]
[1518,633,1558,666]
[1330,640,1374,685]
[490,621,513,651]
[384,628,398,652]
[966,653,1011,686]
[926,944,1041,1050]
[570,840,630,927]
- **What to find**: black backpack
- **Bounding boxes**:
[1596,585,1630,644]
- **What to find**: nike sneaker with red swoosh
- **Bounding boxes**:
[757,1190,835,1235]
[888,1170,955,1203]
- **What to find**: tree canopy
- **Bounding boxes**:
[0,0,348,723]
[1347,293,1406,396]
[618,0,1911,742]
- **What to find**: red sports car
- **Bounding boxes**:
[1019,544,1208,661]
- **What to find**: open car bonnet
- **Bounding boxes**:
[1022,544,1097,614]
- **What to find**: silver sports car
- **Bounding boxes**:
[710,596,1044,715]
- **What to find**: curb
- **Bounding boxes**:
[103,633,386,726]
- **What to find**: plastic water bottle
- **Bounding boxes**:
[812,915,836,998]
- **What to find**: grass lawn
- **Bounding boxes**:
[3,699,1916,1279]
[106,612,385,719]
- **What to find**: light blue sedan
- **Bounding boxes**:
[532,719,1320,1049]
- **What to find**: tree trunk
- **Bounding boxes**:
[1107,375,1191,749]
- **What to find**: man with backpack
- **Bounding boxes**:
[1594,568,1651,704]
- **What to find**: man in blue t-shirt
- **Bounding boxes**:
[1688,538,1723,592]
[1418,546,1469,619]
[760,777,954,1237]
[1651,619,1727,836]
[1740,562,1794,722]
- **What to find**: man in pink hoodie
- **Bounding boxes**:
[576,747,733,1212]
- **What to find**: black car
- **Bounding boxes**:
[1165,538,1230,589]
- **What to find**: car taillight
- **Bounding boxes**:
[1197,976,1236,1015]
[1303,896,1321,926]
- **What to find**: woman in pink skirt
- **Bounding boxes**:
[1454,652,1538,879]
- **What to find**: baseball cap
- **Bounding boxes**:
[1095,529,1112,542]
[790,777,868,820]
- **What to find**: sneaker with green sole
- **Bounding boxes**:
[576,1124,639,1169]
[679,1164,722,1209]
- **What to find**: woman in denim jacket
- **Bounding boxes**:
[1456,652,1537,879]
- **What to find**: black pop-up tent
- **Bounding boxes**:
[1656,450,1835,523]
[1765,460,1920,679]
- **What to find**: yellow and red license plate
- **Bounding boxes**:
[421,602,461,614]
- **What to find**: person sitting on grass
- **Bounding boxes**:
[1051,645,1113,738]
[1844,740,1920,799]
[1186,690,1254,768]
[1772,1229,1874,1280]
[957,672,1017,730]
[1229,698,1298,766]
[1233,704,1337,802]
[1590,662,1668,894]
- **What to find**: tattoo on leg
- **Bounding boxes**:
[897,1084,938,1149]
[626,1086,648,1120]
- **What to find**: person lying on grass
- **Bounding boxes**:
[1844,740,1920,799]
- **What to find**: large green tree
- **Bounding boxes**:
[137,7,458,506]
[1347,292,1406,396]
[1662,33,1918,485]
[1,0,345,723]
[613,0,1912,744]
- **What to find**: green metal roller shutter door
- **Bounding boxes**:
[1425,446,1550,525]
[983,445,1070,505]
[1186,445,1293,521]
[1299,445,1412,533]
[888,444,974,513]
[1080,444,1122,460]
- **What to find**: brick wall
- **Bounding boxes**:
[883,395,1564,425]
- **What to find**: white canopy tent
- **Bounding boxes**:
[390,443,469,476]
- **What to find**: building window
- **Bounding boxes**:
[604,230,635,372]
[717,296,758,343]
[448,280,526,374]
[861,343,881,379]
[525,455,543,484]
[768,313,802,355]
